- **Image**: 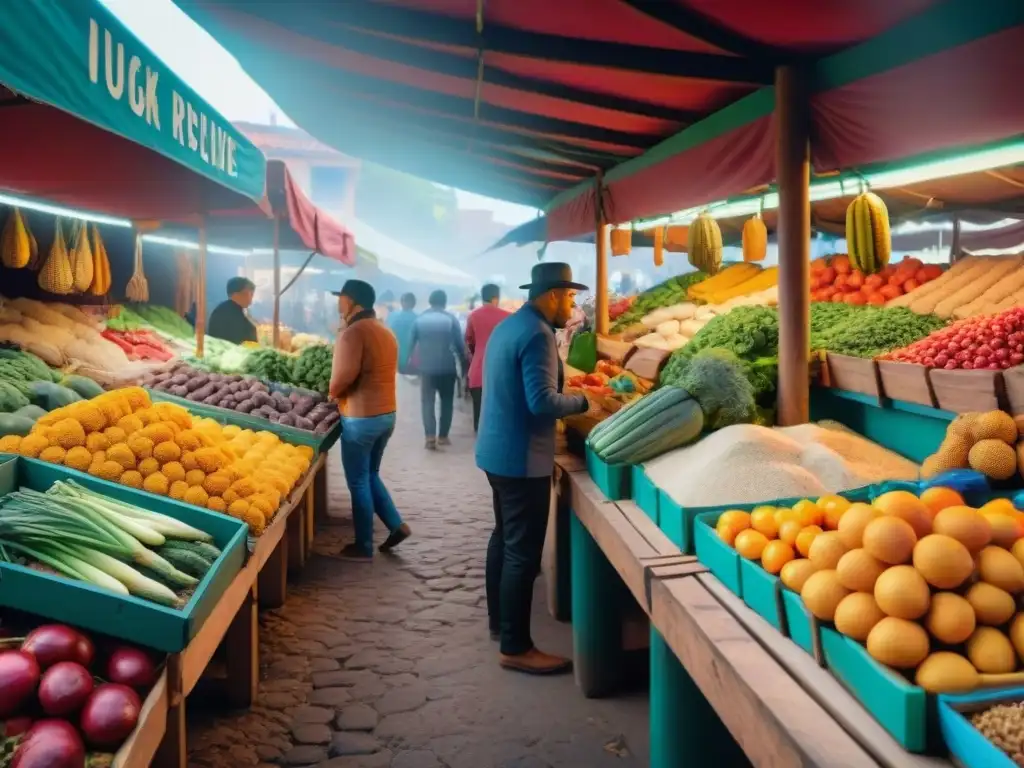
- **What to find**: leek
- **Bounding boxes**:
[66,547,181,607]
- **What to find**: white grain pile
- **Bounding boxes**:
[643,421,919,508]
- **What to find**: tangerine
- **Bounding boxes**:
[762,540,796,575]
[793,499,824,527]
[795,525,824,558]
[735,529,769,560]
[751,507,780,539]
[716,521,740,547]
[920,487,965,517]
[778,519,803,547]
[775,508,802,526]
[818,494,852,530]
[718,510,751,534]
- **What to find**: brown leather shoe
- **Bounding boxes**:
[499,648,572,675]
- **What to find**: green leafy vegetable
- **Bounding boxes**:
[666,348,757,430]
[611,271,708,332]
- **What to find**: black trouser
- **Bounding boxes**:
[420,373,456,438]
[485,472,551,656]
[470,387,482,433]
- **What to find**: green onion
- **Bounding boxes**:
[65,547,181,607]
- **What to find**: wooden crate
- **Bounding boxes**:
[826,353,882,399]
[877,361,938,407]
[929,369,1006,413]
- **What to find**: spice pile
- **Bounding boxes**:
[971,702,1024,766]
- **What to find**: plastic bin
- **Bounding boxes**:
[631,465,659,523]
[585,444,630,500]
[0,456,248,652]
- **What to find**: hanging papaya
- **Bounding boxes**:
[664,225,688,253]
[652,226,664,267]
[89,224,111,295]
[610,228,631,257]
[687,212,722,274]
[38,219,74,294]
[846,192,891,275]
[742,215,767,262]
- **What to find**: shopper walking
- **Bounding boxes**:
[387,292,419,383]
[329,279,411,561]
[407,289,466,450]
[476,263,598,675]
[465,283,509,433]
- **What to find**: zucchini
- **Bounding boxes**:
[603,399,704,464]
[61,375,104,400]
[589,387,687,454]
[13,404,47,422]
[135,565,180,592]
[0,414,35,437]
[157,547,212,579]
[159,539,221,563]
[594,390,693,459]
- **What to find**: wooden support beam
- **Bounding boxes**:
[595,180,610,336]
[775,66,811,426]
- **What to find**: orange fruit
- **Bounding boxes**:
[793,499,823,527]
[795,525,824,558]
[920,487,965,517]
[762,540,796,575]
[818,495,852,530]
[751,507,779,539]
[735,529,769,560]
[775,508,802,526]
[873,490,932,538]
[718,510,751,535]
[980,498,1016,517]
[716,521,740,547]
[778,519,803,547]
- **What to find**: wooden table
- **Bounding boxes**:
[564,469,950,768]
[153,459,324,768]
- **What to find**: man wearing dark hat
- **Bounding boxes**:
[329,279,411,561]
[476,263,600,675]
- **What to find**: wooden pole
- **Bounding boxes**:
[195,221,208,359]
[272,214,281,349]
[594,179,609,336]
[775,66,811,426]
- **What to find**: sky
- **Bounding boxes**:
[100,0,539,226]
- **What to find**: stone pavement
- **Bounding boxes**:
[187,382,650,768]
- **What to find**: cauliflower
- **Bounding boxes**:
[38,446,67,464]
[181,451,198,471]
[185,469,206,487]
[207,496,227,513]
[169,480,189,500]
[120,470,144,489]
[120,386,151,412]
[153,441,182,464]
[194,447,226,474]
[183,485,209,507]
[138,457,160,477]
[175,430,202,452]
[74,404,106,434]
[141,424,175,445]
[239,507,266,536]
[143,472,170,496]
[127,435,154,460]
[50,419,86,450]
[94,460,124,481]
[163,461,186,483]
[64,446,93,472]
[107,443,136,470]
[116,414,144,436]
[103,426,127,444]
[85,432,110,452]
[203,472,231,497]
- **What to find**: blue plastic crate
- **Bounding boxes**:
[693,511,741,596]
[821,628,927,752]
[780,588,821,663]
[739,558,786,633]
[939,688,1024,768]
[0,456,248,653]
[631,465,659,523]
[585,444,630,500]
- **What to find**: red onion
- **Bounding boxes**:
[11,719,86,768]
[21,627,92,670]
[38,663,94,717]
[105,647,156,692]
[79,684,140,749]
[0,650,40,718]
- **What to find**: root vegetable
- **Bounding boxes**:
[11,719,85,768]
[0,651,40,718]
[38,662,94,717]
[80,683,141,748]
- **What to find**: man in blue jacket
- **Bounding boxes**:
[408,290,467,449]
[476,263,598,675]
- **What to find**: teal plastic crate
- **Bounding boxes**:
[939,688,1024,768]
[585,445,630,500]
[820,628,928,752]
[0,456,248,653]
[739,558,786,633]
[148,390,340,456]
[780,588,821,662]
[631,465,659,523]
[693,511,741,596]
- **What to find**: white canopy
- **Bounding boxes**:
[351,220,475,288]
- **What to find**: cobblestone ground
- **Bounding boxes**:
[188,382,650,768]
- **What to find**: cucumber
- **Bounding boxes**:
[0,414,35,437]
[61,375,104,400]
[157,547,212,579]
[159,539,221,564]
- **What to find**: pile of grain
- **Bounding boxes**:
[643,421,919,508]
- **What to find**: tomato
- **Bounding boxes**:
[1013,353,1024,365]
[820,286,837,300]
[831,292,847,303]
[945,360,958,369]
[866,292,886,306]
[845,292,867,305]
[832,254,851,275]
[902,278,920,292]
[934,353,949,366]
[902,257,924,271]
[864,274,885,290]
[879,266,896,280]
[811,258,829,273]
[918,265,943,281]
[819,266,837,284]
[846,271,865,290]
[834,274,848,291]
[879,284,902,300]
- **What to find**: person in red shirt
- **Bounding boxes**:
[465,283,510,432]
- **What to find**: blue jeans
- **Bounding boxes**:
[340,413,403,556]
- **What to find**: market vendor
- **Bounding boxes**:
[207,277,258,345]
